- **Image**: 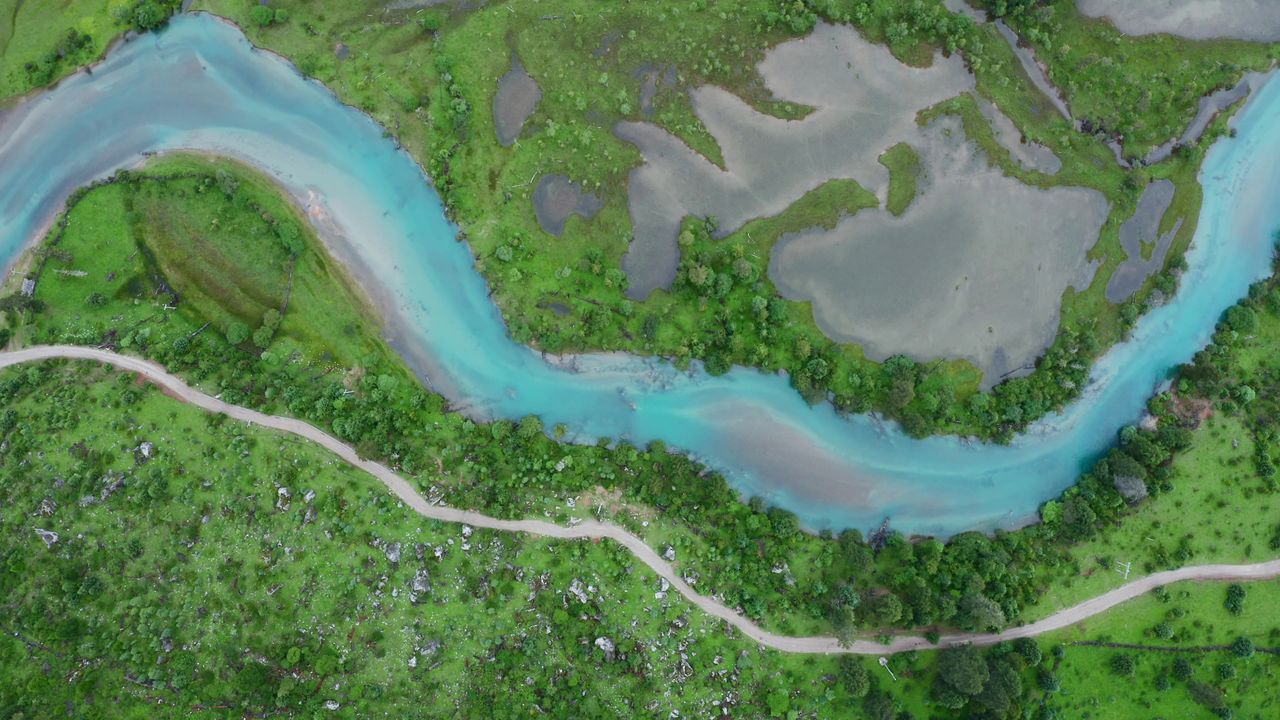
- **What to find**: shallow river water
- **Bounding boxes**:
[2,15,1279,536]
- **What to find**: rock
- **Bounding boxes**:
[384,542,402,564]
[408,655,417,669]
[323,700,340,711]
[412,568,431,595]
[99,474,125,501]
[138,441,154,459]
[414,543,427,562]
[662,545,676,562]
[276,487,291,510]
[35,528,59,547]
[594,636,616,661]
[36,498,56,517]
[568,578,589,604]
[303,490,316,504]
[303,504,317,524]
[161,637,174,653]
[461,525,473,539]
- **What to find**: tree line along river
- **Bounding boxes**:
[2,14,1279,536]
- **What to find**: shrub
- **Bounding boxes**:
[1110,653,1136,678]
[1230,637,1255,658]
[1225,584,1246,616]
[249,5,275,27]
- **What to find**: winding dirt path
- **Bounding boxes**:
[5,345,1279,655]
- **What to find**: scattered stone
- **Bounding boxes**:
[161,637,174,653]
[594,637,616,661]
[568,578,589,604]
[384,542,402,564]
[323,700,340,711]
[35,528,59,547]
[276,487,291,510]
[36,498,56,517]
[304,504,317,524]
[303,489,316,504]
[138,441,154,459]
[410,568,431,602]
[100,474,125,501]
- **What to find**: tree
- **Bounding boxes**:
[1225,584,1246,615]
[1014,637,1042,666]
[1110,653,1136,677]
[1172,658,1193,680]
[1226,305,1258,334]
[1230,636,1255,658]
[249,5,275,27]
[938,644,989,696]
[132,1,168,31]
[226,321,250,345]
[838,656,870,698]
[957,592,1006,631]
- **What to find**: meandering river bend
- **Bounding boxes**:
[2,14,1278,536]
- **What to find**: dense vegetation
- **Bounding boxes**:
[0,0,181,98]
[3,2,1280,716]
[176,0,1273,442]
[2,361,1276,717]
[4,152,1279,651]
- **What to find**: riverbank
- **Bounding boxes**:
[7,344,1280,657]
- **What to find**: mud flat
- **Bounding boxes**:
[493,54,540,147]
[1106,180,1183,303]
[978,98,1061,174]
[532,174,603,237]
[1077,0,1280,42]
[617,23,974,298]
[770,116,1108,385]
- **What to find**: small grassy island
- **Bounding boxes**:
[2,1,1280,717]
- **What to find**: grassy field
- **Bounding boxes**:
[0,0,181,101]
[879,142,921,216]
[2,360,1276,717]
[17,153,391,373]
[1040,579,1280,720]
[0,361,873,717]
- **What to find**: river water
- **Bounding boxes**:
[2,14,1278,536]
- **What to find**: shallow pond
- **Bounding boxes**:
[770,116,1105,385]
[1077,0,1280,42]
[3,15,1280,536]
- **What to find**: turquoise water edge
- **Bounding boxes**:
[2,15,1278,536]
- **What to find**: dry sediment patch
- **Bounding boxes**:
[493,53,540,147]
[531,174,603,237]
[615,23,974,299]
[1105,179,1182,303]
[1077,0,1280,42]
[769,116,1108,386]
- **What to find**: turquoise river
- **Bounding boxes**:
[1,14,1278,536]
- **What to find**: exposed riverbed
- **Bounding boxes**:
[2,14,1279,536]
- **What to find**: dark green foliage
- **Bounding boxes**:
[838,656,871,698]
[938,644,988,696]
[1225,584,1246,616]
[1109,653,1136,678]
[1230,636,1255,658]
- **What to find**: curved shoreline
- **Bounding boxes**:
[4,344,1279,655]
[3,14,1280,536]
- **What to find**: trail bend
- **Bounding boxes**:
[5,345,1279,655]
